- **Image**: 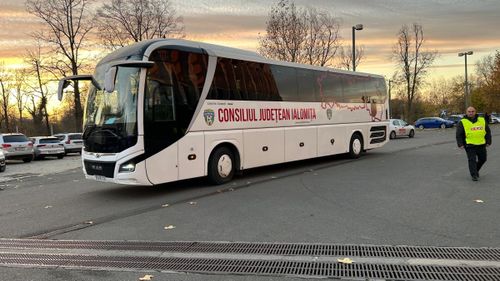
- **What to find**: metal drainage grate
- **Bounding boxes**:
[0,252,499,280]
[0,239,499,261]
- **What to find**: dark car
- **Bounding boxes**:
[414,117,455,129]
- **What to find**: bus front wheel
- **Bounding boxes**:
[208,146,235,185]
[349,133,363,159]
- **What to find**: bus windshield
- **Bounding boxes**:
[84,66,140,153]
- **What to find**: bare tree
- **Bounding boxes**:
[258,0,341,66]
[0,63,12,131]
[26,0,95,131]
[259,0,306,63]
[303,7,341,66]
[392,23,437,121]
[337,45,365,71]
[12,69,30,131]
[25,46,53,135]
[96,0,185,50]
[475,51,498,88]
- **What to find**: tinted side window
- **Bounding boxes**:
[365,77,387,104]
[209,58,243,100]
[270,65,297,101]
[343,76,367,103]
[69,134,82,140]
[320,72,344,103]
[296,68,317,102]
[208,59,281,101]
[147,49,208,125]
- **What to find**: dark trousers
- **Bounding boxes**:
[465,145,487,177]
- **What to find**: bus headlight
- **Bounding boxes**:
[119,162,136,173]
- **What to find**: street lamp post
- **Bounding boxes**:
[352,24,363,71]
[458,51,473,110]
[388,79,393,118]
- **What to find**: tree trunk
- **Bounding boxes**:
[0,80,9,131]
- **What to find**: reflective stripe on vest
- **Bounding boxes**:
[461,117,486,145]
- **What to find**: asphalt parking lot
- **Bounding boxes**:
[0,127,498,280]
[0,154,82,183]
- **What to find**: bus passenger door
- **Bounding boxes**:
[178,133,204,180]
[145,144,178,184]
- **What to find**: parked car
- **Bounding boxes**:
[414,117,455,129]
[54,133,83,155]
[490,115,500,124]
[389,119,415,139]
[30,136,65,160]
[477,113,499,124]
[0,133,34,162]
[445,114,463,125]
[0,149,5,172]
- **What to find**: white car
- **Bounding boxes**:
[54,133,83,154]
[389,119,415,139]
[0,133,34,162]
[490,115,500,124]
[30,136,65,160]
[0,149,5,172]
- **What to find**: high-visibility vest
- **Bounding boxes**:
[461,117,486,145]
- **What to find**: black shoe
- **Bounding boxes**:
[472,176,478,181]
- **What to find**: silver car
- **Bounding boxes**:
[30,137,65,160]
[0,133,34,162]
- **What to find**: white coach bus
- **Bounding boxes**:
[58,39,389,186]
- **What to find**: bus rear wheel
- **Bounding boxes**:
[349,133,363,159]
[208,146,235,185]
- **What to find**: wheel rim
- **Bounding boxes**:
[217,154,233,178]
[419,125,424,129]
[409,130,414,137]
[390,132,396,139]
[441,124,445,129]
[352,139,362,155]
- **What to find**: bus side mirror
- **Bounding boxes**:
[57,75,101,101]
[57,79,71,101]
[104,67,117,93]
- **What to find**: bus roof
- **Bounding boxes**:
[100,39,383,79]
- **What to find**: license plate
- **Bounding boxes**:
[95,175,107,182]
[15,147,25,151]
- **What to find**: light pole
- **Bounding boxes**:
[388,79,393,118]
[458,51,473,110]
[352,24,363,71]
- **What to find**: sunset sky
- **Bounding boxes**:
[1,0,500,81]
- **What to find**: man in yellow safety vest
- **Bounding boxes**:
[456,107,492,181]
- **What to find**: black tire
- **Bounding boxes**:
[57,154,64,159]
[0,165,5,172]
[389,131,396,139]
[348,133,363,159]
[440,123,446,129]
[208,146,235,185]
[408,129,415,138]
[418,124,424,130]
[23,156,33,163]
